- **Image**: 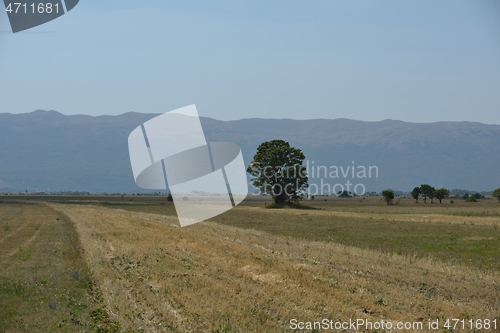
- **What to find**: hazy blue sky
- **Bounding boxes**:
[1,0,499,123]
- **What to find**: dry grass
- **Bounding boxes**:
[48,203,500,332]
[236,205,500,226]
[117,201,500,271]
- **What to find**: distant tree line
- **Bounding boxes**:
[409,184,447,203]
[408,185,500,204]
[379,185,500,206]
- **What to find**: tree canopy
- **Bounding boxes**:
[247,140,308,205]
[420,184,436,203]
[411,187,421,203]
[382,189,395,205]
[491,188,500,202]
[433,188,450,204]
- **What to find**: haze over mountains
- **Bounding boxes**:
[0,110,498,193]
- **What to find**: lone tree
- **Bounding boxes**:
[382,189,395,205]
[420,184,435,203]
[433,188,450,204]
[492,188,500,202]
[247,140,308,205]
[411,187,421,203]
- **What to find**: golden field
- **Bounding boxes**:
[1,197,500,332]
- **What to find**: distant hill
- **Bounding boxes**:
[0,110,499,193]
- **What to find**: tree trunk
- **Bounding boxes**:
[273,190,288,204]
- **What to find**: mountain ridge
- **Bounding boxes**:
[1,110,498,193]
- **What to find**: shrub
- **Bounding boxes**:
[382,190,395,205]
[467,196,477,202]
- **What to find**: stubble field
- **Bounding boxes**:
[1,196,499,332]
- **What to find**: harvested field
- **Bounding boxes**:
[44,203,500,332]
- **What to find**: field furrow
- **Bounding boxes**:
[49,203,500,332]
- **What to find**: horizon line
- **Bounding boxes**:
[1,109,499,126]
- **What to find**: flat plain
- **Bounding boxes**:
[1,196,500,332]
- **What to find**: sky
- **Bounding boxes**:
[1,0,499,123]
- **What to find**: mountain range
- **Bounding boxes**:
[0,110,499,193]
